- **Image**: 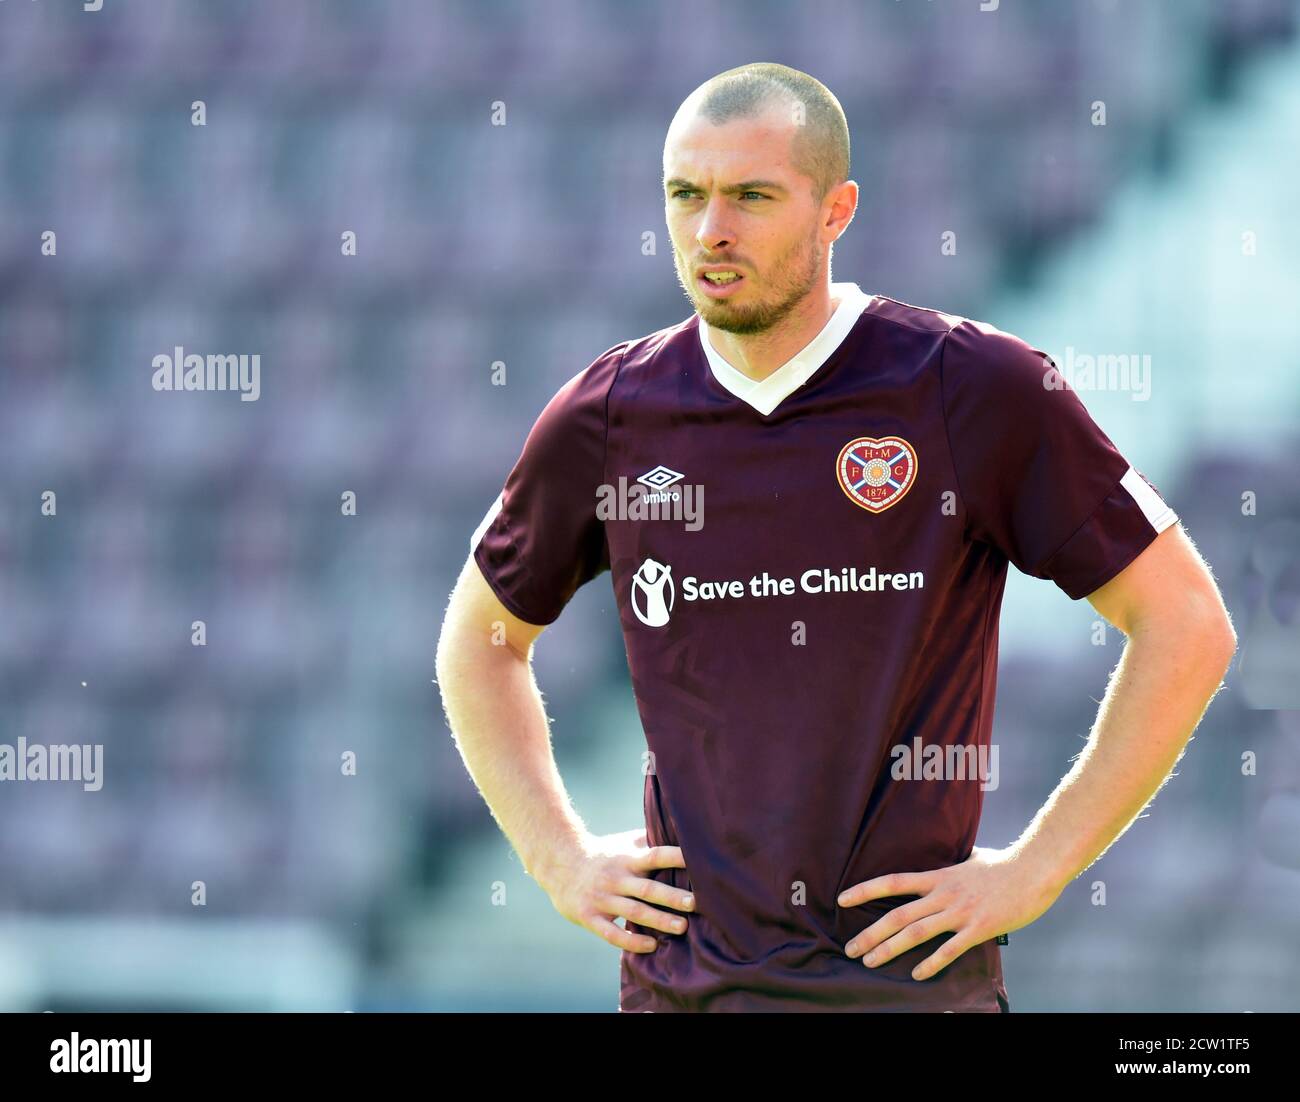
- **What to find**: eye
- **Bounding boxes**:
[670,189,698,200]
[740,191,767,201]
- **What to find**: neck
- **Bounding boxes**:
[705,282,841,383]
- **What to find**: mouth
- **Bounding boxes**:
[696,268,746,299]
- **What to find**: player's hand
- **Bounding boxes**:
[838,845,1062,980]
[536,827,694,953]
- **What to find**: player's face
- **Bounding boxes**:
[663,105,829,335]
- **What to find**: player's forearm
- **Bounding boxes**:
[436,628,591,883]
[1011,602,1236,893]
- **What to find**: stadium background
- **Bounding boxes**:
[1,0,1297,1012]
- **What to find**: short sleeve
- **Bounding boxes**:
[940,319,1178,601]
[470,342,626,625]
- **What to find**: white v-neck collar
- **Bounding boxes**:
[697,281,873,415]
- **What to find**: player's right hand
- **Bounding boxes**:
[537,827,694,952]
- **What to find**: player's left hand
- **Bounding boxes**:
[838,845,1063,980]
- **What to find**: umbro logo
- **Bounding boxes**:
[596,465,702,530]
[636,465,685,490]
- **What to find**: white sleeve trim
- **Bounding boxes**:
[1119,466,1178,533]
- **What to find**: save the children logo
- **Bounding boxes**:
[631,558,675,626]
[628,555,925,629]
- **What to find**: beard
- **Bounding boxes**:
[675,233,825,336]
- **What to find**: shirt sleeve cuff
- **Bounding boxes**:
[1041,466,1179,601]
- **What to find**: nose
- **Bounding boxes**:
[696,197,734,253]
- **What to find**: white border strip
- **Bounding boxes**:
[1120,466,1178,533]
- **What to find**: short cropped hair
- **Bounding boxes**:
[688,62,850,204]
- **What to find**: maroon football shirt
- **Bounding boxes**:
[470,284,1179,1012]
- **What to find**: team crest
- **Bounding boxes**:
[836,436,918,513]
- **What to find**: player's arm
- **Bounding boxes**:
[842,526,1236,979]
[1012,521,1237,888]
[436,551,575,877]
[840,321,1237,980]
[935,320,1237,890]
[435,552,695,953]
